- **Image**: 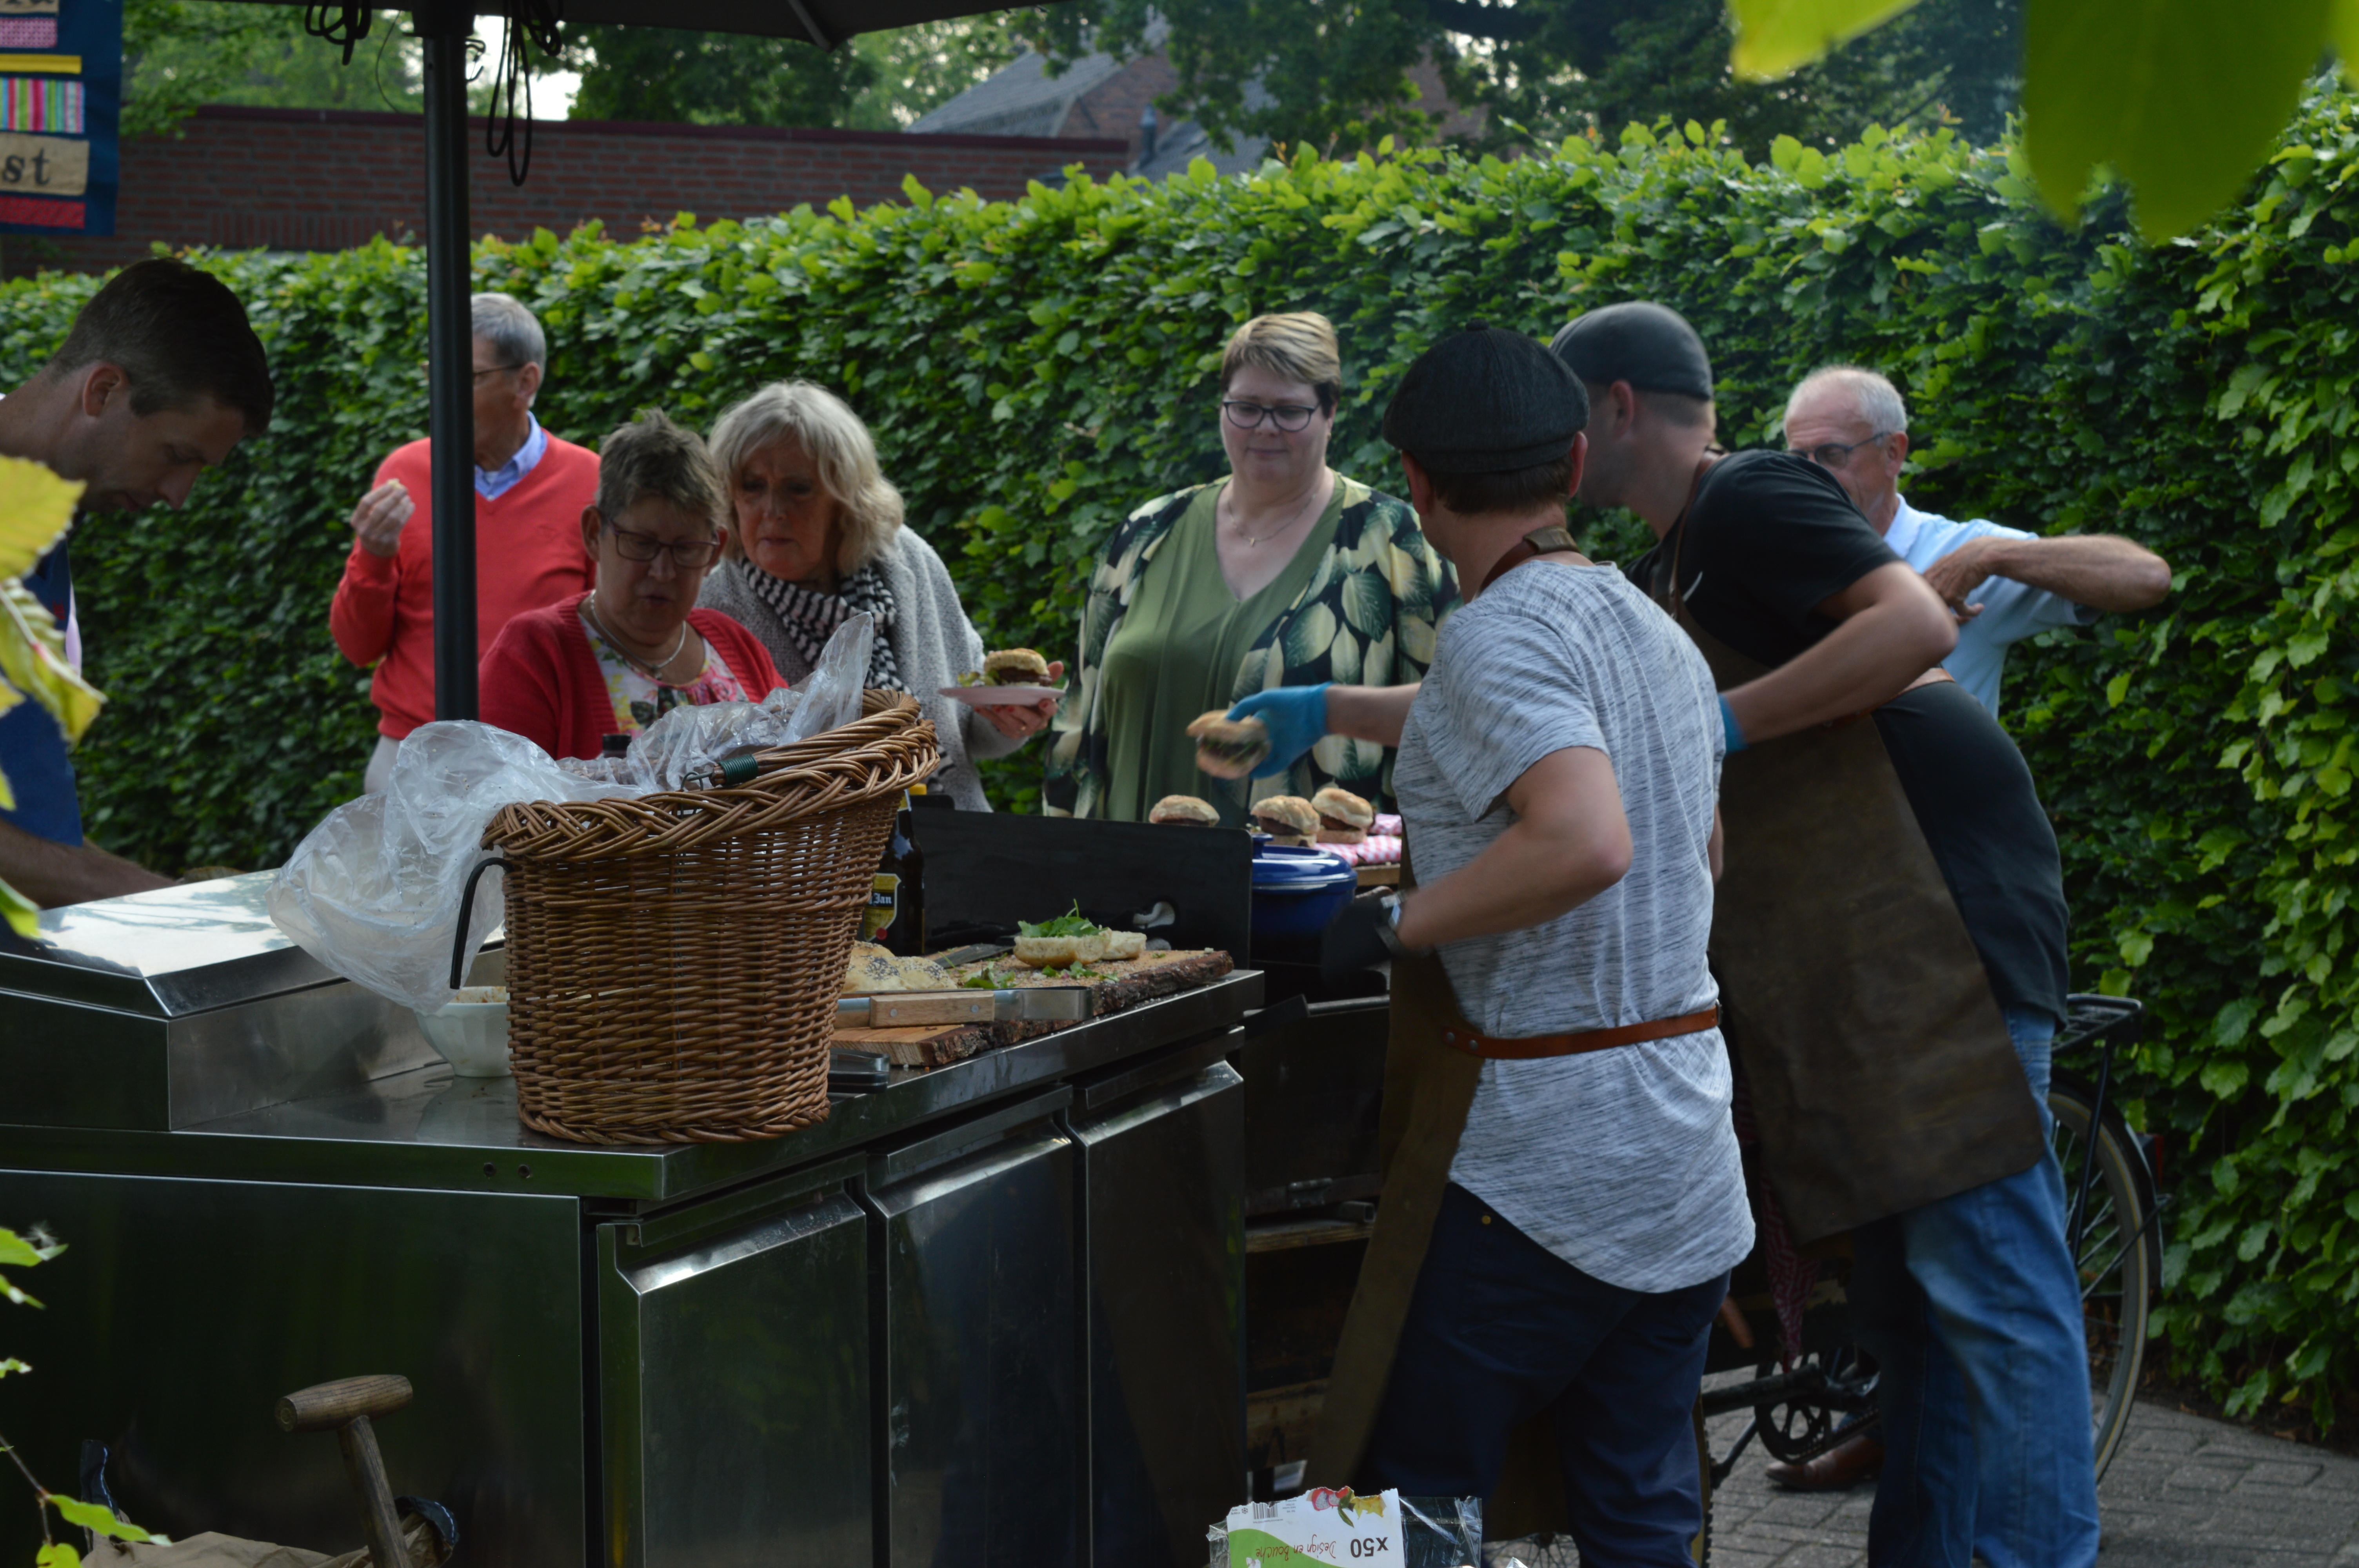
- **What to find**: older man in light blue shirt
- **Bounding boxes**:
[1781,366,2170,717]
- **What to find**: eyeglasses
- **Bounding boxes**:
[1788,432,1894,468]
[472,363,524,384]
[1223,399,1319,433]
[603,518,721,569]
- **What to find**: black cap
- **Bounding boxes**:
[1381,325,1589,474]
[1549,302,1714,402]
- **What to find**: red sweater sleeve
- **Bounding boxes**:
[480,604,573,758]
[329,456,405,667]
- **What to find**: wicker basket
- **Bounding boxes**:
[483,691,939,1145]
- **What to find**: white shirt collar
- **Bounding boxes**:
[476,413,547,501]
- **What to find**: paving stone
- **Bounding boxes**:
[2243,1462,2330,1489]
[1697,1397,2359,1568]
[2163,1463,2248,1492]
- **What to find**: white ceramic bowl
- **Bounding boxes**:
[416,985,512,1078]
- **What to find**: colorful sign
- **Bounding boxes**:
[1224,1488,1407,1567]
[0,0,112,236]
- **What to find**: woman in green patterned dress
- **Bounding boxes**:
[1045,312,1459,824]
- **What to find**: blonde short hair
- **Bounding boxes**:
[708,380,905,573]
[1221,312,1342,414]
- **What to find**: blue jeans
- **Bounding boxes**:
[1363,1183,1727,1568]
[1850,1009,2100,1568]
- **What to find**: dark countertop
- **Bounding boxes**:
[0,971,1261,1207]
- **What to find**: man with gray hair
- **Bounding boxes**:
[1783,365,2169,716]
[330,291,599,789]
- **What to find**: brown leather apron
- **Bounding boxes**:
[1308,497,2045,1524]
[1654,510,2045,1245]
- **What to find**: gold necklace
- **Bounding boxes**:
[582,600,691,682]
[1228,475,1325,547]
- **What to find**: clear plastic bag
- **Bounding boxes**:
[267,616,875,1015]
[560,612,872,791]
[267,722,637,1016]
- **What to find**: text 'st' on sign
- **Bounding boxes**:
[0,0,116,236]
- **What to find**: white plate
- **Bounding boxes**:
[938,684,1065,708]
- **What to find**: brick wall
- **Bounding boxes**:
[1060,53,1178,164]
[10,106,1129,274]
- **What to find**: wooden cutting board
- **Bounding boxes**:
[834,947,1235,1070]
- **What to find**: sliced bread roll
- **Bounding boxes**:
[842,942,955,994]
[1250,794,1320,846]
[1312,786,1374,844]
[1013,934,1083,968]
[1149,794,1219,826]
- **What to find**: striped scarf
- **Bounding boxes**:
[740,557,903,693]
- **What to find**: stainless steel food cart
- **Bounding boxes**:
[0,871,1256,1568]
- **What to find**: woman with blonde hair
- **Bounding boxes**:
[696,379,1055,811]
[1046,311,1458,822]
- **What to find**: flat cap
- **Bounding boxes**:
[1549,301,1714,402]
[1381,324,1588,473]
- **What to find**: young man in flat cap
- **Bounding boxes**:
[1305,325,1750,1565]
[1555,301,2096,1568]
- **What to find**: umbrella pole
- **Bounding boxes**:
[420,0,478,720]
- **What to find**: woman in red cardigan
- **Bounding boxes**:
[481,409,788,759]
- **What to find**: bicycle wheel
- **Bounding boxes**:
[2048,1073,2156,1478]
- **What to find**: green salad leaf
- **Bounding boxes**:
[1018,900,1101,938]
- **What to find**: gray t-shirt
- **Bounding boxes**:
[1394,561,1753,1294]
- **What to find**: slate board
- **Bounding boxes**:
[833,947,1236,1069]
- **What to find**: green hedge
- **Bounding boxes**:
[16,90,2359,1423]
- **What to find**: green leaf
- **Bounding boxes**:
[37,1543,80,1568]
[2202,1057,2253,1098]
[0,878,33,940]
[2022,0,2337,240]
[51,1496,165,1544]
[1017,900,1100,939]
[1729,0,1926,80]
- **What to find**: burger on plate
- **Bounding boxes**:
[1187,710,1271,780]
[1149,794,1219,826]
[1312,786,1374,844]
[981,648,1052,685]
[1249,795,1320,846]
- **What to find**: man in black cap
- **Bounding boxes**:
[1305,326,1749,1564]
[1556,302,2097,1568]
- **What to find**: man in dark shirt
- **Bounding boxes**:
[0,258,274,907]
[1556,303,2097,1568]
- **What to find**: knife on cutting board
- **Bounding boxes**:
[836,986,1096,1029]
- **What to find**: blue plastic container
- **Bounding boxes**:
[1250,840,1359,947]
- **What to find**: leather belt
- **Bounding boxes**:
[1440,1004,1722,1060]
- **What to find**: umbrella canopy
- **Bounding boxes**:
[211,0,1060,720]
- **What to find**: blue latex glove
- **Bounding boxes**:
[1719,695,1748,754]
[1227,683,1333,779]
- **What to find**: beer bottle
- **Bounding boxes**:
[866,786,928,956]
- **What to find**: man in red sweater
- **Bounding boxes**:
[329,292,598,791]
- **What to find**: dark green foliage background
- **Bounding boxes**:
[15,90,2359,1421]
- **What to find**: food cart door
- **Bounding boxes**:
[595,1156,872,1568]
[862,1089,1080,1568]
[1065,1038,1247,1568]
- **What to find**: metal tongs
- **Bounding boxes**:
[835,987,1096,1028]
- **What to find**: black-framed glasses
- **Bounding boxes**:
[1223,399,1319,432]
[471,363,524,384]
[602,517,721,569]
[1788,432,1893,468]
